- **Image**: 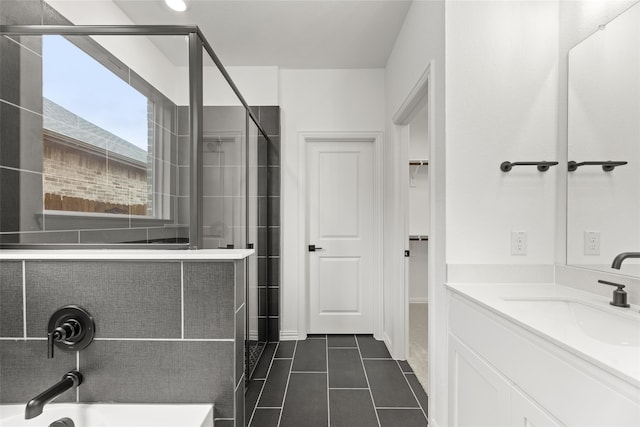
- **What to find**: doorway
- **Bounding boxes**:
[405,99,430,389]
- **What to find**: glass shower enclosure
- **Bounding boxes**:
[0,24,272,383]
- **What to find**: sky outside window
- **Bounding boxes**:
[42,35,149,151]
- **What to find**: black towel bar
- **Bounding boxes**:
[500,161,558,172]
[568,161,628,172]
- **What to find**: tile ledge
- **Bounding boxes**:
[0,249,254,261]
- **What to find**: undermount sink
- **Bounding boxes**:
[502,297,640,346]
[0,404,213,427]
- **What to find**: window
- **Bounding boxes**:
[42,35,156,217]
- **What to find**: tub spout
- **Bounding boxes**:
[25,371,83,420]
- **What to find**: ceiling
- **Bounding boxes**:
[111,0,412,68]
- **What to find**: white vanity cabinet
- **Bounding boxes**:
[449,334,561,427]
[449,334,510,427]
[448,289,640,427]
[510,387,564,427]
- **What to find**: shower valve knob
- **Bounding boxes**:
[47,305,95,359]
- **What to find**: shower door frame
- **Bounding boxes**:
[0,24,273,250]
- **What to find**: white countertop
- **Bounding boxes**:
[447,282,640,388]
[0,249,254,260]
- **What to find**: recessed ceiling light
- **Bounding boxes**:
[165,0,187,12]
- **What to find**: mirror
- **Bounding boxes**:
[567,2,640,278]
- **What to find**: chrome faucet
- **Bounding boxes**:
[611,252,640,269]
[25,370,83,420]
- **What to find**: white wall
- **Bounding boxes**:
[446,1,559,265]
[45,0,279,107]
[46,0,184,104]
[409,241,428,302]
[408,100,429,303]
[195,65,278,106]
[409,101,429,159]
[384,0,446,425]
[408,100,430,236]
[278,69,385,339]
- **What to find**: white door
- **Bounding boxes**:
[307,140,374,333]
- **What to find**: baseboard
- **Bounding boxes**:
[279,330,302,341]
[382,332,396,359]
[409,297,428,304]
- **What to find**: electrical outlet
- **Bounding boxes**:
[511,231,527,256]
[584,231,600,255]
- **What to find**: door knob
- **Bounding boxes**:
[308,245,324,252]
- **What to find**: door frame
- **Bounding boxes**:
[297,132,384,340]
[392,63,442,414]
[391,64,433,361]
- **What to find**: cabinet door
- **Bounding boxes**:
[510,387,564,427]
[449,334,510,427]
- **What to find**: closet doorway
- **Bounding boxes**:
[405,96,430,390]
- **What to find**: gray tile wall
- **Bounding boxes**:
[0,258,246,427]
[0,1,183,245]
[0,0,47,235]
[255,106,281,342]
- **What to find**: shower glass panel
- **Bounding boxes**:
[246,116,264,378]
[199,45,270,381]
[200,48,246,250]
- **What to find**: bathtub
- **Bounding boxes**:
[0,403,214,427]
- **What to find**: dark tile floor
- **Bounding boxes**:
[246,334,428,427]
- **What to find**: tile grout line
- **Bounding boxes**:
[233,260,238,427]
[4,35,42,57]
[180,261,184,339]
[76,351,80,402]
[398,360,429,421]
[22,260,27,338]
[100,338,233,341]
[249,342,280,426]
[376,407,423,410]
[0,99,43,118]
[328,387,370,390]
[276,340,297,427]
[356,336,382,427]
[0,338,232,342]
[235,302,245,315]
[326,335,330,427]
